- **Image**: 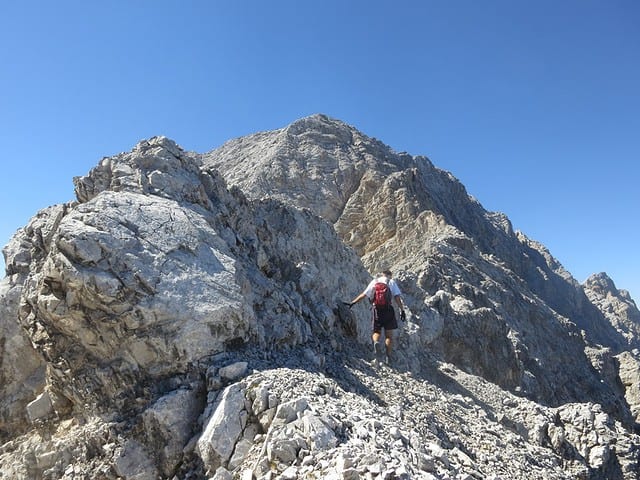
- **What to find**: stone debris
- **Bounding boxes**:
[190,359,638,479]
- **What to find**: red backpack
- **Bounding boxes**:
[373,281,392,307]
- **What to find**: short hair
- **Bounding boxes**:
[382,269,392,277]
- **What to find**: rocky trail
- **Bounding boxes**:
[183,332,638,480]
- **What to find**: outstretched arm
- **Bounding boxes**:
[349,292,368,306]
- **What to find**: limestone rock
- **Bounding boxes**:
[25,390,53,422]
[583,272,640,347]
[114,438,158,480]
[197,383,247,474]
[18,189,253,408]
[219,361,248,382]
[0,276,46,440]
[616,350,640,423]
[142,388,203,476]
[1,116,639,480]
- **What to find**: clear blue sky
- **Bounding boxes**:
[1,1,638,303]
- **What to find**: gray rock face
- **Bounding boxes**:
[4,136,367,416]
[203,114,638,410]
[197,382,247,472]
[1,203,72,439]
[1,117,639,479]
[616,350,640,424]
[584,272,640,346]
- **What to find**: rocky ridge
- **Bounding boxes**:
[203,114,637,410]
[0,116,638,479]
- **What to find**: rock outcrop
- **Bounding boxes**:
[583,272,640,347]
[1,115,639,479]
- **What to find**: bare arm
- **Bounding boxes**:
[394,295,405,311]
[350,292,369,305]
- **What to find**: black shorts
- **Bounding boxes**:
[372,306,398,333]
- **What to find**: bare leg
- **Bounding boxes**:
[372,331,384,360]
[384,330,396,364]
[384,330,394,353]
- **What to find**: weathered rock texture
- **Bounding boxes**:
[1,115,639,479]
[203,114,638,409]
[583,272,640,347]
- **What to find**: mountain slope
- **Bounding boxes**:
[203,115,630,348]
[203,114,638,411]
[0,120,638,479]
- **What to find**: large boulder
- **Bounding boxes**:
[18,189,254,409]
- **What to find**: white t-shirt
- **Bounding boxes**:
[364,276,402,300]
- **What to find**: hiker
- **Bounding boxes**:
[349,270,406,364]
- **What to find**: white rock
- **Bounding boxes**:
[219,361,249,382]
[26,390,53,422]
[228,438,253,470]
[271,397,309,428]
[142,388,201,476]
[211,467,233,480]
[197,383,247,473]
[588,444,610,469]
[280,466,298,479]
[113,439,158,480]
[300,414,338,450]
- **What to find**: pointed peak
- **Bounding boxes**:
[284,113,356,138]
[584,272,636,303]
[133,136,184,157]
[584,272,618,296]
[289,113,344,127]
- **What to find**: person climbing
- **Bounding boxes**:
[349,269,406,365]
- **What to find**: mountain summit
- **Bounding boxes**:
[1,115,639,479]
